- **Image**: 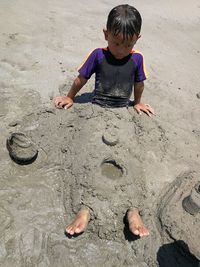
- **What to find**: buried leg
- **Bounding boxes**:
[66,206,90,235]
[127,207,149,237]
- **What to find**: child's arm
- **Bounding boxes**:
[133,81,154,117]
[54,75,87,109]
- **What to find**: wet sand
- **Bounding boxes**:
[0,0,200,266]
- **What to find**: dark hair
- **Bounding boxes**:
[106,4,142,39]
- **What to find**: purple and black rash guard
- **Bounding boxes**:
[78,47,147,108]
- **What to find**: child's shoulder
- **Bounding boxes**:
[130,49,145,64]
[88,47,105,54]
[131,49,144,57]
[83,48,105,59]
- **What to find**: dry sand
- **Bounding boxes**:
[0,0,200,266]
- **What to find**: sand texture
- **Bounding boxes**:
[0,0,200,266]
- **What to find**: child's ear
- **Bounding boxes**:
[103,29,108,41]
[134,35,141,45]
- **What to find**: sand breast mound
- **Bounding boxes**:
[102,128,119,146]
[6,132,38,164]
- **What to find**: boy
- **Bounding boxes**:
[55,4,152,237]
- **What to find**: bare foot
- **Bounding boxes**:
[127,208,149,237]
[66,207,90,235]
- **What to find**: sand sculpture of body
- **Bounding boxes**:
[0,0,200,266]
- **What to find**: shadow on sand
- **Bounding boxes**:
[157,241,199,267]
[74,92,135,107]
[74,92,93,104]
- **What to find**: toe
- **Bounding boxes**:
[140,227,149,237]
[66,225,72,232]
[66,226,75,235]
[143,228,149,236]
[69,228,75,235]
[66,227,70,233]
[75,227,82,234]
[132,227,140,235]
[137,227,143,237]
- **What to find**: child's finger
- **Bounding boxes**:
[145,110,151,117]
[148,107,155,115]
[145,104,155,114]
[134,106,142,115]
[58,101,65,108]
[141,107,152,117]
[54,99,59,107]
[64,102,73,109]
[55,101,62,108]
[54,98,62,107]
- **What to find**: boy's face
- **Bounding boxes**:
[104,29,140,59]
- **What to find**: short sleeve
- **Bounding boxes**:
[133,52,148,83]
[78,49,98,79]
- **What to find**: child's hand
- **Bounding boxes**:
[134,103,155,117]
[54,96,74,109]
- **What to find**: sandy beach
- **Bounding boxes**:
[0,0,200,266]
